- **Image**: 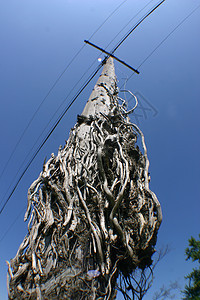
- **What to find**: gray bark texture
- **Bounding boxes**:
[7,58,162,299]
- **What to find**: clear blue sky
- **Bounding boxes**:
[0,0,200,299]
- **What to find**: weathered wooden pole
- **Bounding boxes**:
[7,58,162,299]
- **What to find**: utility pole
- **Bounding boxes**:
[7,57,162,299]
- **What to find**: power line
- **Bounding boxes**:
[112,0,166,53]
[0,55,105,210]
[138,2,200,69]
[84,1,166,77]
[89,0,128,41]
[84,0,166,77]
[123,2,200,85]
[0,206,26,244]
[0,62,104,215]
[0,0,128,182]
[103,0,155,50]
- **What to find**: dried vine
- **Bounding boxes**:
[7,59,162,299]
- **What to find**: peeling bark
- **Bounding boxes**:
[7,58,162,299]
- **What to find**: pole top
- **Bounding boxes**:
[81,57,117,117]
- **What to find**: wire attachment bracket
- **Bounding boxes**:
[84,40,140,74]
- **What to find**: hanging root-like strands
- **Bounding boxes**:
[7,58,162,299]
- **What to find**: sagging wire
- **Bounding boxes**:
[0,61,104,216]
[122,2,200,87]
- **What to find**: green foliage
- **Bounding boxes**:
[182,234,200,299]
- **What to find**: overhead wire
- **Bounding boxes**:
[0,205,26,243]
[89,0,128,41]
[0,61,104,215]
[0,56,105,210]
[0,0,128,182]
[111,0,166,53]
[103,0,155,50]
[83,0,166,86]
[122,2,200,86]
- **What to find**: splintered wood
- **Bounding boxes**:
[7,58,162,299]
